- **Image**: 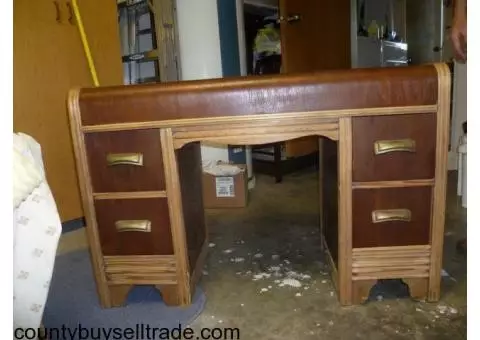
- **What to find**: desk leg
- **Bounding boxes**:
[274,143,283,183]
[352,280,377,305]
[404,278,428,301]
[156,285,182,306]
[338,118,353,305]
[318,138,324,251]
[160,128,192,306]
[108,285,132,307]
[429,63,451,301]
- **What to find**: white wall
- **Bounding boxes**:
[449,62,467,170]
[119,0,241,164]
[236,0,247,76]
[235,0,254,182]
[176,0,229,163]
[444,5,466,170]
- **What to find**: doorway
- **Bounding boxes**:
[242,1,320,183]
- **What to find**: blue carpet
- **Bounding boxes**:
[43,249,206,339]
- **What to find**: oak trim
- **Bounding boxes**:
[404,278,428,301]
[353,244,431,254]
[428,63,451,301]
[108,285,132,308]
[104,255,178,285]
[172,121,338,149]
[174,131,338,150]
[352,280,377,304]
[93,191,167,200]
[105,276,178,285]
[103,255,177,264]
[68,89,112,307]
[352,179,435,189]
[338,117,353,305]
[172,117,339,131]
[160,128,191,306]
[81,105,437,133]
[352,245,431,281]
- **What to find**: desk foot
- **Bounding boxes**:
[156,284,181,306]
[352,280,377,305]
[108,285,133,307]
[403,278,428,301]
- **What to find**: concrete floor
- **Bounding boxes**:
[58,168,467,339]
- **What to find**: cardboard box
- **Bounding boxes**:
[202,164,248,208]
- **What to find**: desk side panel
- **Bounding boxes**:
[322,138,339,266]
[176,142,207,272]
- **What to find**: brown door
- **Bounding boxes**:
[14,0,123,222]
[405,0,445,65]
[69,0,124,86]
[14,0,84,221]
[279,0,351,73]
[278,0,351,157]
[59,0,124,216]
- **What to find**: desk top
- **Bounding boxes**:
[72,64,441,126]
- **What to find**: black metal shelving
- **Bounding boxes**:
[117,0,161,84]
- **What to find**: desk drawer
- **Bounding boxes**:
[352,114,436,182]
[85,129,165,192]
[352,187,431,248]
[95,198,173,256]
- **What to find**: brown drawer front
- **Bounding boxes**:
[85,129,165,192]
[352,113,436,182]
[352,187,432,248]
[95,198,173,256]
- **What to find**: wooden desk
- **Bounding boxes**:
[68,63,451,308]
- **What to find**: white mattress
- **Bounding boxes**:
[13,133,62,333]
[13,133,44,209]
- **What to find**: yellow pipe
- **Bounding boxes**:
[71,0,100,87]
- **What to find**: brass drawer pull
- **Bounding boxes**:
[371,209,412,223]
[106,153,144,166]
[374,139,416,155]
[115,220,151,232]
